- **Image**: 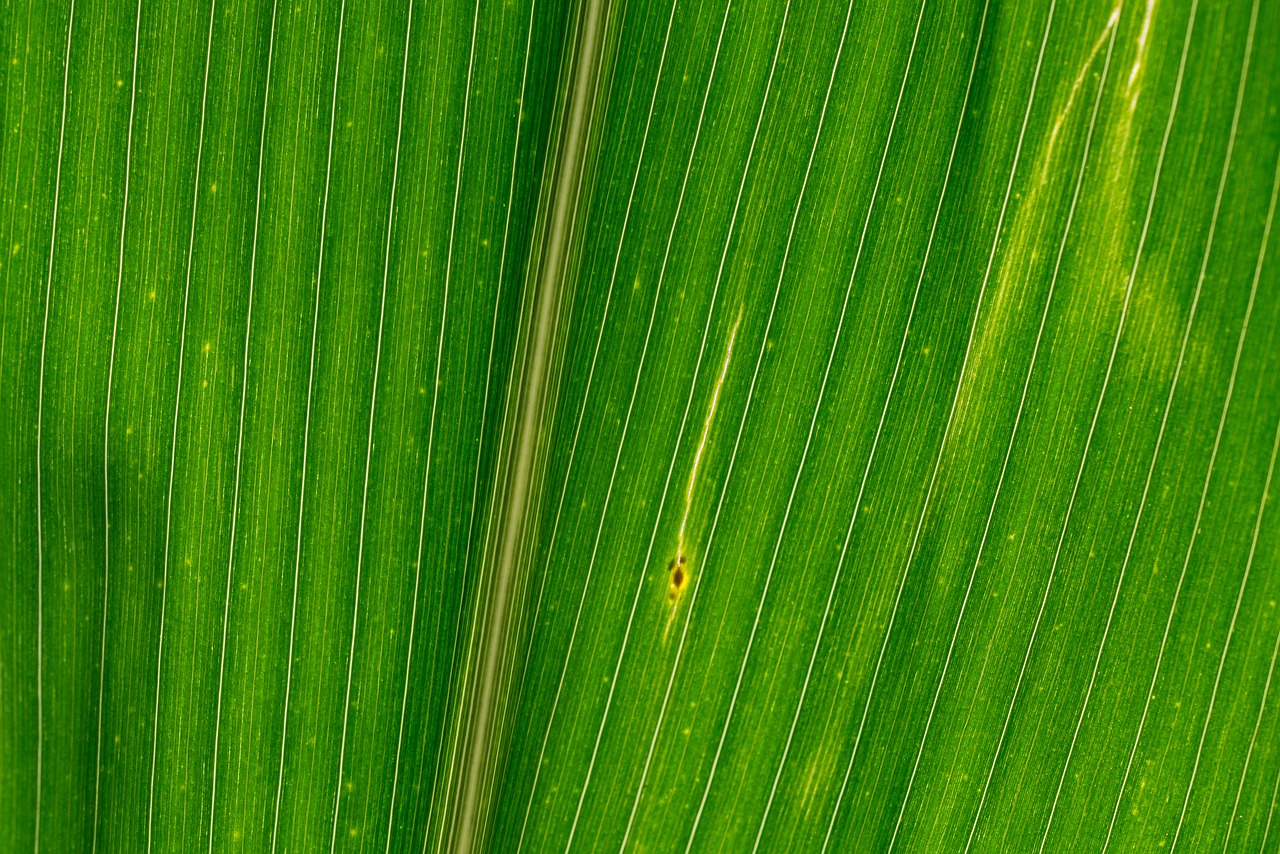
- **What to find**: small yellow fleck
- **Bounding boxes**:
[209,183,217,193]
[116,79,124,87]
[11,243,19,254]
[148,289,156,301]
[202,342,211,353]
[480,238,489,247]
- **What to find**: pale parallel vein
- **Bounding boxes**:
[1165,2,1260,846]
[94,0,143,847]
[147,1,216,848]
[417,3,469,849]
[1264,760,1280,851]
[1218,392,1279,852]
[962,13,1118,851]
[810,7,989,850]
[679,0,896,845]
[512,0,678,848]
[32,0,74,850]
[1222,149,1280,854]
[1098,0,1239,844]
[1229,622,1280,853]
[384,0,466,847]
[424,1,481,849]
[616,6,791,849]
[271,2,346,848]
[33,1,75,849]
[327,3,414,851]
[205,1,278,849]
[880,6,1057,849]
[1036,1,1201,848]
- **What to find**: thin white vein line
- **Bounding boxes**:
[94,0,143,848]
[1100,14,1238,854]
[616,8,791,850]
[421,1,482,849]
[1165,12,1260,853]
[327,4,413,851]
[562,6,747,847]
[1221,150,1280,854]
[961,14,1119,852]
[593,17,743,853]
[34,2,75,849]
[810,9,988,852]
[880,7,1057,851]
[468,37,556,791]
[1034,2,1200,849]
[147,1,217,848]
[1215,412,1278,852]
[382,5,470,851]
[1228,626,1280,854]
[454,0,609,824]
[205,2,277,849]
[510,3,679,850]
[692,0,897,845]
[481,0,550,706]
[511,0,677,826]
[457,0,611,838]
[270,4,345,849]
[415,5,470,851]
[1265,764,1280,853]
[496,0,565,710]
[465,0,543,835]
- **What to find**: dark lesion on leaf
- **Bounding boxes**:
[667,553,688,602]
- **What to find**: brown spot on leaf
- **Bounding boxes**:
[668,553,688,602]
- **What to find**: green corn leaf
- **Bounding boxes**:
[3,0,1279,851]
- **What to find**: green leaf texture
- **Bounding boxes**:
[3,0,1280,851]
